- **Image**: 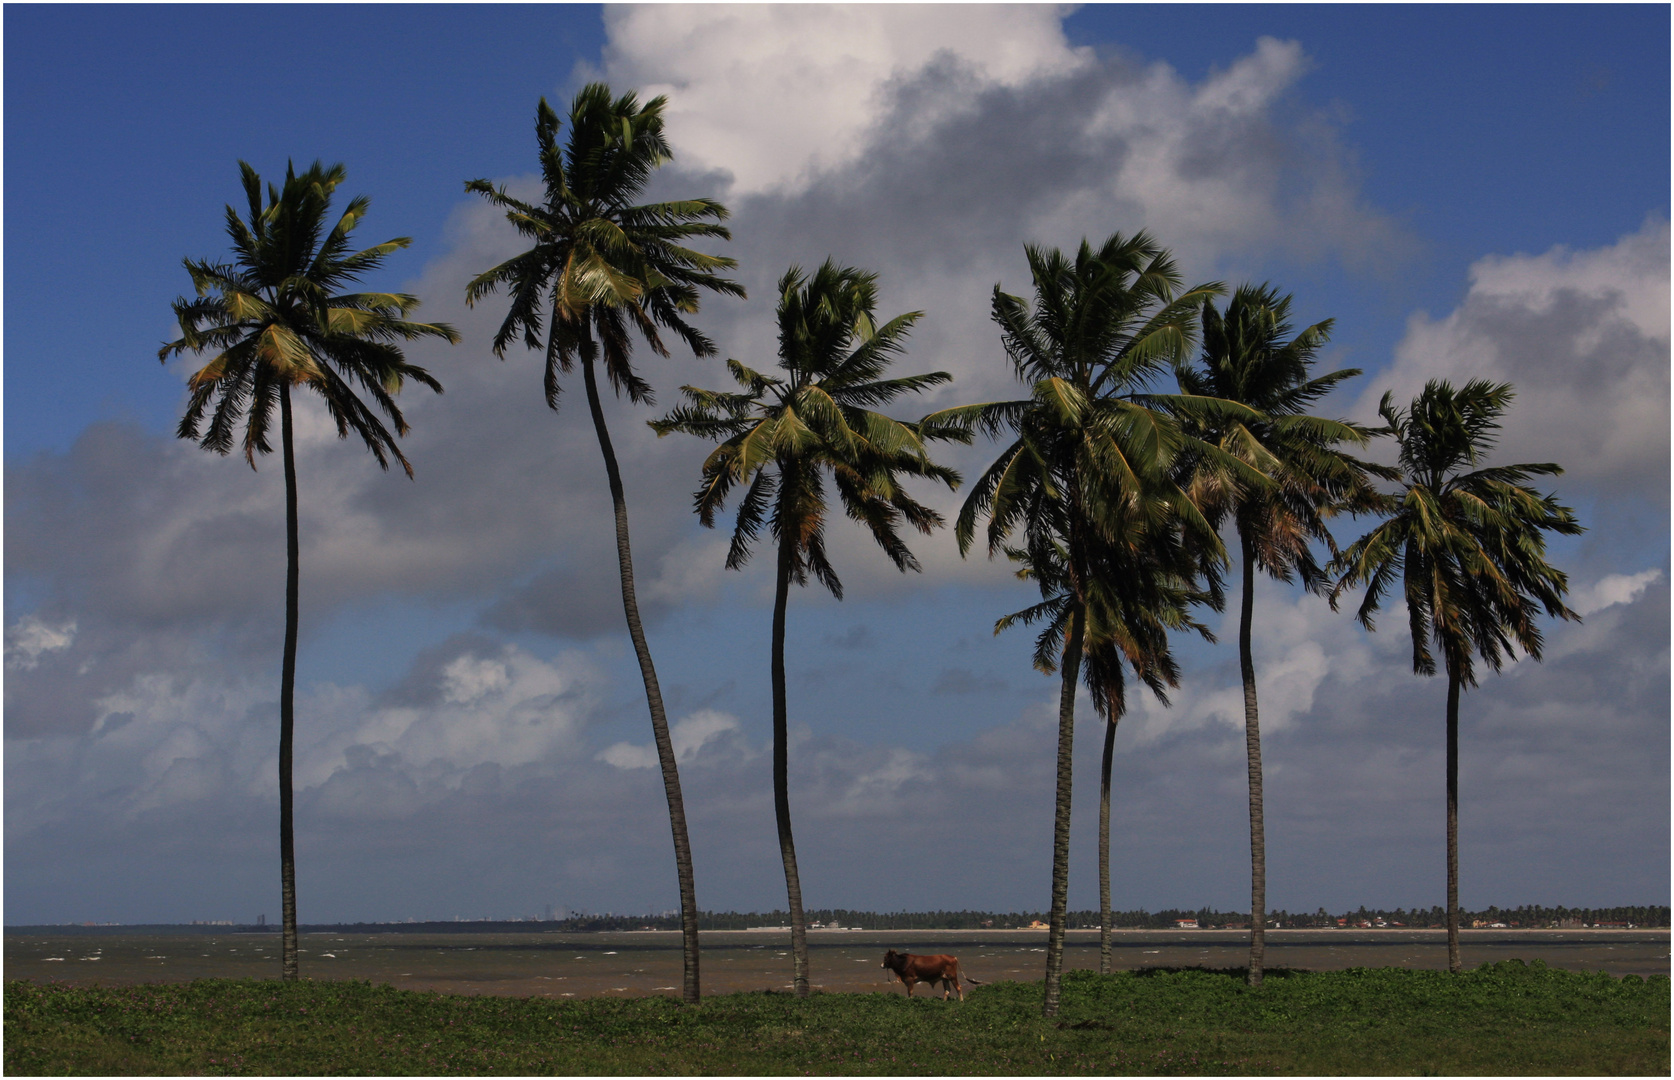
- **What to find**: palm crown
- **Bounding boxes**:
[1332,379,1583,683]
[464,84,745,407]
[161,161,455,474]
[652,260,961,594]
[940,233,1253,576]
[1180,284,1388,590]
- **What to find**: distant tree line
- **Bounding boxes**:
[683,905,1672,931]
[20,904,1665,936]
[212,904,1665,935]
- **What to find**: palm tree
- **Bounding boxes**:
[1331,379,1582,973]
[997,521,1213,976]
[1177,284,1388,986]
[464,85,743,1004]
[652,260,961,997]
[160,160,456,982]
[931,233,1249,1016]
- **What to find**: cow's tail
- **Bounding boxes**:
[959,962,983,986]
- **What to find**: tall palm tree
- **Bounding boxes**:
[653,260,961,997]
[161,160,455,981]
[931,233,1251,1016]
[997,521,1214,976]
[464,85,743,1004]
[1178,284,1388,986]
[1331,379,1581,973]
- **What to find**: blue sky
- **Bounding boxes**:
[5,5,1668,926]
[6,4,1665,457]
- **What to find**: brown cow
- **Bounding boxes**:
[881,949,980,1000]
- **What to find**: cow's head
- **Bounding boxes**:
[881,949,901,970]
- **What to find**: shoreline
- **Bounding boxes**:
[8,925,1666,938]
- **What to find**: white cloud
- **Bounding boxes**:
[597,708,744,770]
[1129,581,1372,744]
[640,535,735,607]
[305,645,594,787]
[10,642,601,825]
[9,580,1664,919]
[1364,217,1670,493]
[1570,569,1663,618]
[5,616,75,670]
[440,654,513,705]
[1063,38,1312,252]
[601,4,1088,196]
[602,9,1398,273]
[829,746,931,817]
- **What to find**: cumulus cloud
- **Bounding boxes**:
[1571,569,1663,618]
[8,577,1664,920]
[5,616,75,670]
[301,644,597,788]
[599,4,1089,196]
[598,708,745,770]
[1363,216,1670,496]
[11,638,602,829]
[600,7,1399,277]
[1127,579,1379,745]
[1032,36,1403,270]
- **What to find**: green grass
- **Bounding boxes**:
[6,961,1667,1075]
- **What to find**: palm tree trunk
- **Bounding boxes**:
[579,348,701,1004]
[1445,662,1462,974]
[1043,605,1084,1018]
[771,520,810,997]
[278,383,300,983]
[1098,706,1118,976]
[1238,530,1266,987]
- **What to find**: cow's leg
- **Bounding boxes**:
[903,977,915,998]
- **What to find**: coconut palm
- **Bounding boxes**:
[463,84,744,1004]
[931,233,1253,1016]
[652,259,961,997]
[997,519,1214,976]
[160,160,455,981]
[1177,284,1389,986]
[1331,379,1581,973]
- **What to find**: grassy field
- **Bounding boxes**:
[6,961,1667,1076]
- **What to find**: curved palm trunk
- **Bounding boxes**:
[1098,705,1120,975]
[1445,664,1462,974]
[1043,605,1084,1018]
[1238,531,1267,987]
[771,523,810,997]
[278,384,300,983]
[580,349,701,1004]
